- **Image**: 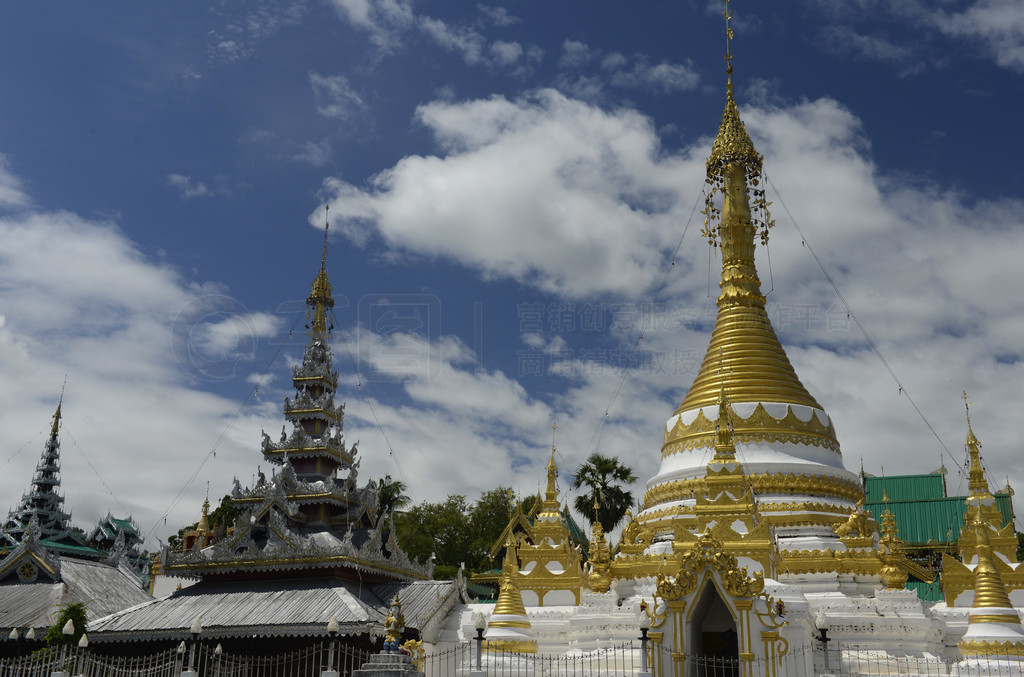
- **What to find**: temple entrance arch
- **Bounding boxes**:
[688,580,739,675]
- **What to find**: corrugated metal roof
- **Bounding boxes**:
[865,494,1014,546]
[371,580,459,630]
[60,559,152,618]
[89,577,459,643]
[865,474,946,502]
[0,558,152,630]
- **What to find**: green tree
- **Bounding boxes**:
[571,453,637,530]
[393,487,519,579]
[467,487,517,567]
[45,602,87,647]
[395,495,473,578]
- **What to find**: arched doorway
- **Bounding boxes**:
[688,582,739,677]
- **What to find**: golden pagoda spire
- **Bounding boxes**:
[307,205,334,336]
[197,493,211,535]
[673,2,819,414]
[544,425,558,508]
[963,392,991,498]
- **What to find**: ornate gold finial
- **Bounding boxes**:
[723,0,734,87]
[308,206,335,336]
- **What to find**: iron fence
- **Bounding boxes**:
[0,640,370,677]
[4,640,1024,677]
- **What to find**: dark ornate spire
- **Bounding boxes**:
[1,398,88,554]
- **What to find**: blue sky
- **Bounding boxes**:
[0,0,1022,548]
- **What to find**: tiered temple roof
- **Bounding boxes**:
[164,220,431,584]
[0,401,96,559]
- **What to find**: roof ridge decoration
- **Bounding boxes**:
[165,497,432,581]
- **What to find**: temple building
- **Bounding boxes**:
[447,8,1024,673]
[0,403,152,651]
[87,218,467,653]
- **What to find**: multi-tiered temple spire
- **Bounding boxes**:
[1,398,87,554]
[166,211,430,582]
[236,208,364,527]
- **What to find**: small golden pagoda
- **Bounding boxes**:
[181,495,215,553]
[484,536,538,653]
[514,452,585,606]
[941,404,1024,606]
[958,514,1024,658]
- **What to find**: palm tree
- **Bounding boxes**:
[374,475,411,524]
[570,454,637,530]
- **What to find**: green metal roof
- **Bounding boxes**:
[865,494,1014,547]
[40,539,102,557]
[907,579,943,602]
[864,474,946,502]
[110,517,139,534]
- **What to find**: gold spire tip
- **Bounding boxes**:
[723,0,734,85]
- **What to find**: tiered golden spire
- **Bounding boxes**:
[308,205,334,336]
[963,392,991,499]
[543,441,558,510]
[674,5,818,414]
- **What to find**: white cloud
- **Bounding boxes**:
[419,17,489,65]
[310,73,366,120]
[294,139,334,167]
[206,2,307,63]
[490,40,524,66]
[478,5,519,27]
[560,40,597,69]
[603,53,700,93]
[166,173,213,199]
[0,195,288,548]
[558,41,699,95]
[932,0,1024,72]
[327,0,415,52]
[312,88,1024,517]
[317,89,694,296]
[0,154,31,210]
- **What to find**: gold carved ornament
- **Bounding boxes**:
[401,639,424,669]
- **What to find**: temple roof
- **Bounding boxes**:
[88,578,462,643]
[0,556,151,630]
